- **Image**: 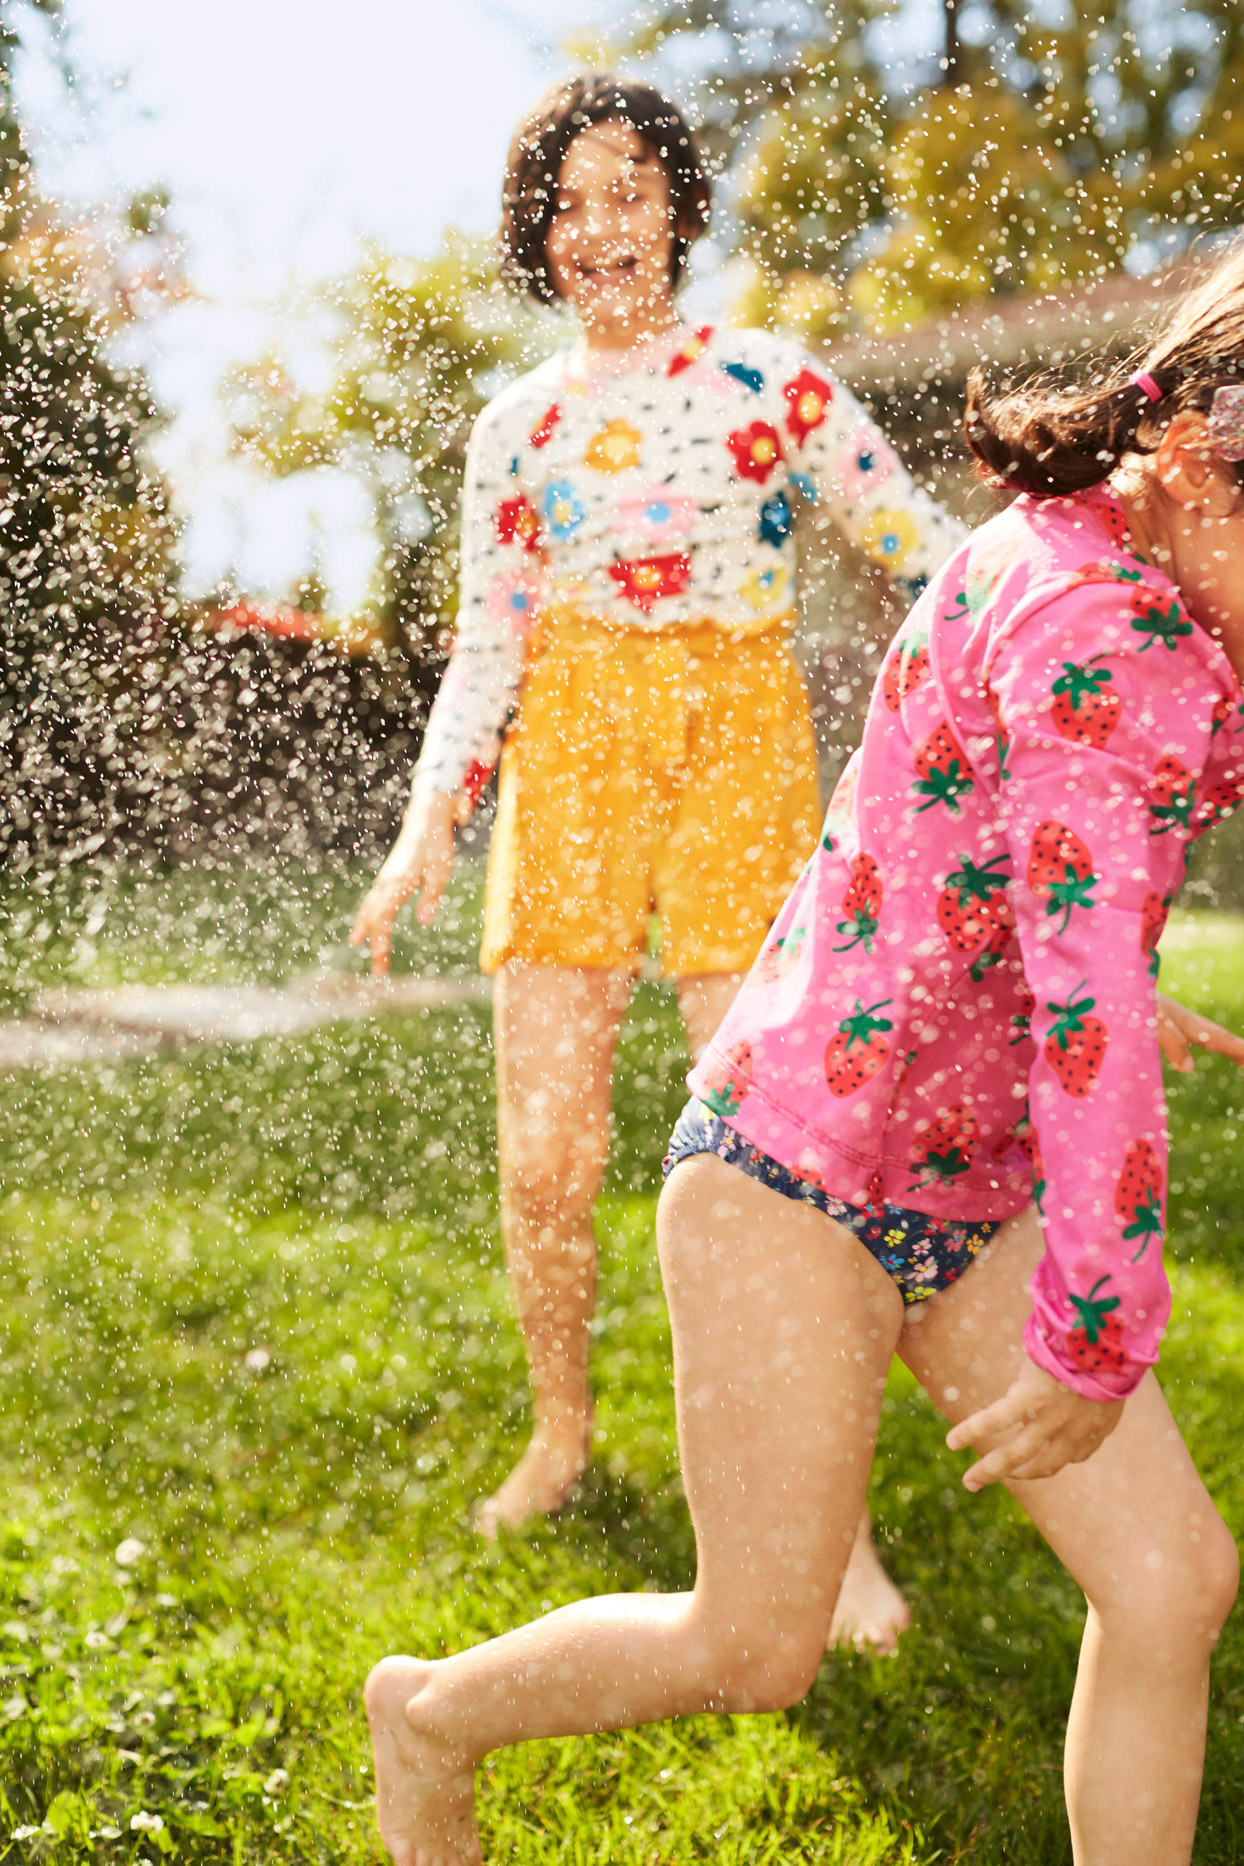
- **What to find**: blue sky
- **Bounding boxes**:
[14,0,612,603]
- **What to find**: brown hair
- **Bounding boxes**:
[499,75,711,307]
[965,241,1244,498]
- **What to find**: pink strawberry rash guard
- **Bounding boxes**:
[689,484,1244,1400]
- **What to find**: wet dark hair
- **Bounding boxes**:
[965,241,1244,498]
[499,74,711,307]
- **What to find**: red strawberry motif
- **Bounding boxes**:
[1148,752,1196,835]
[1191,776,1244,834]
[1128,588,1193,654]
[985,684,1011,780]
[909,1104,979,1190]
[1211,691,1236,736]
[1026,820,1099,931]
[1010,981,1036,1047]
[969,922,1013,982]
[936,852,1013,952]
[1115,1139,1164,1261]
[912,721,974,815]
[1067,1275,1126,1375]
[882,626,931,711]
[824,998,893,1098]
[1140,892,1168,978]
[1043,983,1109,1096]
[834,854,882,952]
[754,926,806,985]
[1049,656,1121,747]
[699,1040,753,1116]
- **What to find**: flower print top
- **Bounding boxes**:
[412,322,966,805]
[689,484,1244,1402]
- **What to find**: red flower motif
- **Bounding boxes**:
[784,368,834,444]
[607,551,693,613]
[494,495,542,554]
[668,325,714,376]
[529,405,561,449]
[726,420,784,485]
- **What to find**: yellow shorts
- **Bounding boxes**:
[480,609,821,977]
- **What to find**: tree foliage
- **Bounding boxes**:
[609,0,1244,334]
[228,236,551,668]
[0,1,179,867]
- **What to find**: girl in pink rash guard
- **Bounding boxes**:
[367,250,1244,1866]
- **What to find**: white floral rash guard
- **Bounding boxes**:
[412,322,968,806]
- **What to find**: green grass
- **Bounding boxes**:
[0,865,1242,1862]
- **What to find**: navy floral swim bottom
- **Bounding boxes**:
[663,1098,1003,1305]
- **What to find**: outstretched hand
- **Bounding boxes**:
[945,1356,1124,1492]
[1157,992,1244,1074]
[350,791,459,977]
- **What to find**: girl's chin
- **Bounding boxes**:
[569,287,664,329]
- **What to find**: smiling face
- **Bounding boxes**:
[544,121,682,349]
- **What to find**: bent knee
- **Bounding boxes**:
[691,1614,827,1715]
[1094,1516,1239,1649]
[503,1134,607,1226]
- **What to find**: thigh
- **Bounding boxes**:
[899,1212,1226,1609]
[659,1154,904,1635]
[494,962,633,1197]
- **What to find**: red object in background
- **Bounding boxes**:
[208,602,323,642]
[607,550,693,612]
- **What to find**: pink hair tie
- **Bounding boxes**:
[1132,371,1163,402]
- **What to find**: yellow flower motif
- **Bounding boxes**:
[738,562,791,611]
[860,507,921,571]
[584,419,642,474]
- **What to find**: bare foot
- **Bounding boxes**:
[474,1422,591,1540]
[828,1524,911,1655]
[365,1655,481,1866]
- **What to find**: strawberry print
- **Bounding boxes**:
[1067,1275,1125,1376]
[909,1104,979,1190]
[969,923,1013,982]
[699,1040,753,1117]
[1210,692,1236,736]
[824,999,893,1098]
[1140,892,1168,978]
[1115,1139,1163,1261]
[754,926,806,986]
[1049,656,1121,747]
[912,721,974,814]
[495,495,542,553]
[1148,752,1196,835]
[882,624,931,711]
[1010,982,1036,1047]
[834,853,883,952]
[1026,820,1098,931]
[1191,775,1244,833]
[528,404,561,450]
[985,684,1011,780]
[783,368,834,444]
[936,852,1012,952]
[997,1113,1046,1213]
[1129,588,1193,653]
[606,551,693,613]
[726,420,784,485]
[666,326,713,376]
[1043,983,1108,1096]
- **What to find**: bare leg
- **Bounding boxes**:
[676,969,910,1654]
[900,1208,1239,1866]
[475,963,633,1538]
[368,1155,904,1863]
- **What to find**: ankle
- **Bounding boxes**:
[403,1675,475,1765]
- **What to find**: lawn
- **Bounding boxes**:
[0,861,1242,1864]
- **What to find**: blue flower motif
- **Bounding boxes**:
[790,471,818,504]
[757,490,793,547]
[894,573,930,606]
[542,478,586,539]
[722,360,765,394]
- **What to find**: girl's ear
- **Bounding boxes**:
[1153,413,1241,517]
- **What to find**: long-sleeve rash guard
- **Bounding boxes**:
[412,321,966,806]
[690,483,1244,1400]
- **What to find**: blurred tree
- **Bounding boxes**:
[228,235,551,695]
[0,1,180,868]
[605,0,1244,334]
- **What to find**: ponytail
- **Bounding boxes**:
[965,241,1244,499]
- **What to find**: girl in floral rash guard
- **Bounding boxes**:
[367,249,1244,1866]
[353,75,959,1645]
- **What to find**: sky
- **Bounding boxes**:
[13,0,616,604]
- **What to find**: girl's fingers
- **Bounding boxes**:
[1156,994,1244,1070]
[946,1390,1028,1452]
